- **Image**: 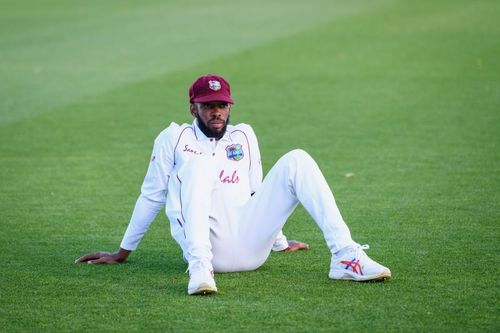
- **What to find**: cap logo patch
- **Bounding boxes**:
[225,144,244,161]
[208,80,221,91]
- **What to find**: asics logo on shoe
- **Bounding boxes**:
[340,258,364,275]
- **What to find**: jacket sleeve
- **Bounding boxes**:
[120,126,177,250]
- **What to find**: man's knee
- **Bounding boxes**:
[287,148,312,160]
[281,149,316,169]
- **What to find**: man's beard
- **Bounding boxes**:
[196,114,230,140]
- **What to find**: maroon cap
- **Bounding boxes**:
[189,74,234,104]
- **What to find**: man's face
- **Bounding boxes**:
[190,102,231,139]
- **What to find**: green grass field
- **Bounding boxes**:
[1,0,499,331]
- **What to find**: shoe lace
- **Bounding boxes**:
[354,244,370,259]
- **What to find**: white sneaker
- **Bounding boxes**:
[187,261,218,295]
[329,244,391,281]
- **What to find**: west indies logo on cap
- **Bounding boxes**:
[208,80,221,91]
[189,74,235,104]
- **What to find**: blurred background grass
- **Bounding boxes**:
[0,0,499,331]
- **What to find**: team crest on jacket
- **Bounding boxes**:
[208,80,221,91]
[225,144,244,161]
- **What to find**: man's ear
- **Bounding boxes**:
[189,104,196,117]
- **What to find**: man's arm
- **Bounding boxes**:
[74,127,175,264]
[119,195,165,251]
[74,193,165,265]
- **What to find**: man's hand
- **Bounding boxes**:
[74,248,131,264]
[283,240,309,252]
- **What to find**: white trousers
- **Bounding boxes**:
[177,149,355,273]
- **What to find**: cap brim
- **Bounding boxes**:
[193,94,234,104]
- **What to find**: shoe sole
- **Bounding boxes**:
[329,268,391,282]
[188,283,218,295]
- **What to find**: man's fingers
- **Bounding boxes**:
[285,240,310,252]
[299,242,310,250]
[88,256,116,265]
[75,253,101,263]
[74,252,111,263]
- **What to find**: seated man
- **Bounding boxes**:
[75,74,391,295]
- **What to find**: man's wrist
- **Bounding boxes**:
[115,248,131,262]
